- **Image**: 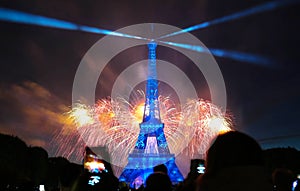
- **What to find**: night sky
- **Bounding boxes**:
[0,0,300,162]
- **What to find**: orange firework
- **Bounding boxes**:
[51,92,232,171]
[180,99,231,159]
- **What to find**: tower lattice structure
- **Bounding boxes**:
[119,42,183,184]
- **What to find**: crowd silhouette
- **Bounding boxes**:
[0,131,299,191]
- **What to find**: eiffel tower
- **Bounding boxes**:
[119,41,183,184]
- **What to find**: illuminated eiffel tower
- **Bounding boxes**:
[119,41,183,184]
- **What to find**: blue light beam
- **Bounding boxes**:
[159,41,275,66]
[158,0,299,39]
[0,8,148,40]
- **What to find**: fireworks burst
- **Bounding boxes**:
[180,99,231,158]
[51,92,231,171]
[68,103,94,127]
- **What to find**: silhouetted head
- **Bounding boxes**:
[272,168,295,191]
[205,131,263,174]
[153,164,168,174]
[196,131,273,191]
[144,172,172,191]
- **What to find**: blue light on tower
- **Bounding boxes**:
[119,41,183,184]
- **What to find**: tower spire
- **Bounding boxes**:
[143,41,161,123]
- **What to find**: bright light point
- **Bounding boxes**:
[208,116,231,134]
[133,102,145,122]
[69,104,94,127]
[39,185,45,191]
[88,176,101,186]
[197,166,205,174]
[85,161,105,172]
[73,108,93,126]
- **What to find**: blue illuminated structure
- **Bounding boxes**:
[119,41,183,184]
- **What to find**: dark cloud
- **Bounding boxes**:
[0,81,70,147]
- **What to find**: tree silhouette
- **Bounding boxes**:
[28,146,48,185]
[0,134,29,187]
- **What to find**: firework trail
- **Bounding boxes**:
[50,103,91,162]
